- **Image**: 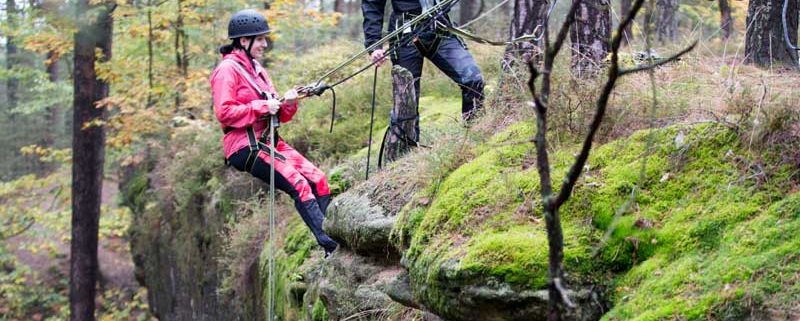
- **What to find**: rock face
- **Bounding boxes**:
[324,193,397,257]
[315,251,402,320]
[386,269,604,321]
[126,127,264,321]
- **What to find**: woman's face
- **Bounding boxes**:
[240,34,269,58]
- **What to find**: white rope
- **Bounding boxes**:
[267,115,277,321]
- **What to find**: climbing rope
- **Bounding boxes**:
[366,66,379,180]
[267,114,277,321]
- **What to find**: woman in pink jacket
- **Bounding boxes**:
[210,9,338,257]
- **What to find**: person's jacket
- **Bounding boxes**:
[362,0,455,52]
[210,49,298,158]
[362,0,424,51]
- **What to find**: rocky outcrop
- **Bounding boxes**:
[315,251,403,320]
[126,126,265,321]
[325,193,397,257]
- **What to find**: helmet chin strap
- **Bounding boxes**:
[245,36,257,70]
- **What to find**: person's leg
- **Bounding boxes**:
[427,35,485,121]
[390,39,424,141]
[276,140,332,215]
[228,148,338,254]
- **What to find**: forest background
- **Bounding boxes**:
[0,0,796,320]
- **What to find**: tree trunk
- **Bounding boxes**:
[6,0,18,114]
[174,0,186,110]
[383,65,417,164]
[45,51,59,148]
[503,0,548,69]
[70,1,113,320]
[459,0,482,25]
[745,0,798,67]
[621,0,633,46]
[570,0,611,77]
[147,2,154,107]
[334,0,345,13]
[719,0,733,39]
[655,0,678,42]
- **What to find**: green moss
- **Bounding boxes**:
[120,169,149,214]
[262,216,316,320]
[392,122,798,318]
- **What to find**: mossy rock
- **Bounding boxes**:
[392,122,799,321]
[314,250,402,320]
[325,192,396,256]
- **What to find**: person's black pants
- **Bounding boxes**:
[390,30,485,137]
[228,148,338,253]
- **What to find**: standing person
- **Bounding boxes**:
[210,9,338,257]
[362,0,485,135]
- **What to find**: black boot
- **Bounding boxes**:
[317,195,332,217]
[294,199,338,256]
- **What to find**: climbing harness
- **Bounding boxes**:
[222,59,286,171]
[783,0,800,66]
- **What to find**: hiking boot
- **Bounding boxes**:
[295,199,338,255]
[323,242,338,259]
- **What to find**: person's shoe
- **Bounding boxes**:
[462,109,480,126]
[323,242,338,259]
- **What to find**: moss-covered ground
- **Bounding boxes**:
[393,121,800,320]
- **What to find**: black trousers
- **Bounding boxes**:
[228,148,337,252]
[390,29,485,137]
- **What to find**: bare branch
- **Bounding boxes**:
[619,41,697,76]
[528,61,553,197]
[552,0,686,208]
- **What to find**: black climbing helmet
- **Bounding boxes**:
[227,9,270,39]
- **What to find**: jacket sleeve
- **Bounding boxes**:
[278,100,298,123]
[211,65,269,129]
[362,0,387,51]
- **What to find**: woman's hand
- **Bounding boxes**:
[253,99,281,115]
[265,99,281,114]
[283,88,298,104]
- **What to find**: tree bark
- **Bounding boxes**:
[147,6,154,107]
[621,0,633,46]
[383,65,417,164]
[70,1,113,320]
[745,0,798,67]
[6,0,18,114]
[655,0,678,42]
[174,0,187,110]
[503,0,548,69]
[570,0,611,77]
[718,0,733,39]
[45,51,60,148]
[334,0,345,12]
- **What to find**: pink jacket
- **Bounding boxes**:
[210,50,298,158]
